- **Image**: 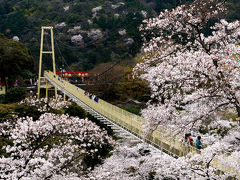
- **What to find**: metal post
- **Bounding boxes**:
[60,65,66,101]
[50,28,57,99]
[63,93,66,101]
[45,79,48,99]
[161,136,163,154]
[37,28,44,99]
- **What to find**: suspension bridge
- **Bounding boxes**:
[38,27,239,179]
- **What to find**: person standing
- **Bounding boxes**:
[196,136,202,151]
[185,133,193,146]
[30,78,33,85]
[14,80,18,87]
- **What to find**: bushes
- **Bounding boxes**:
[4,87,26,103]
[0,103,19,122]
[0,95,5,104]
[15,105,42,121]
[0,103,42,122]
[64,102,87,118]
[0,86,27,104]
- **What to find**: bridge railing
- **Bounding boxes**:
[44,70,198,157]
[44,70,240,178]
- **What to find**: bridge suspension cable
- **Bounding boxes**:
[55,39,74,72]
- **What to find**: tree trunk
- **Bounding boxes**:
[236,104,240,125]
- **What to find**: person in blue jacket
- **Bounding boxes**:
[196,136,202,150]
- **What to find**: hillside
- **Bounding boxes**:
[0,34,34,86]
[0,0,239,72]
[0,0,151,71]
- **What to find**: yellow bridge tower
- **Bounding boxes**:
[37,26,57,99]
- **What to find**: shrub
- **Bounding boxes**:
[5,87,26,103]
[64,102,87,118]
[0,103,19,122]
[15,105,42,121]
[0,94,6,104]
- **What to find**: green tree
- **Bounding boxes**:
[0,34,34,86]
[115,67,150,102]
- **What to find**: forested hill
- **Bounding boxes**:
[0,0,190,71]
[0,0,239,71]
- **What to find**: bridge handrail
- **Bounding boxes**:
[44,71,240,179]
[44,70,196,156]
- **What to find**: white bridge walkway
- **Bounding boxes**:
[44,70,239,179]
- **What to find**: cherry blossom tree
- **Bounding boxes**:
[134,0,240,133]
[89,138,239,179]
[20,95,71,112]
[0,113,114,179]
[131,0,240,178]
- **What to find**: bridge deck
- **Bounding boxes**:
[44,71,239,178]
[44,70,192,157]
